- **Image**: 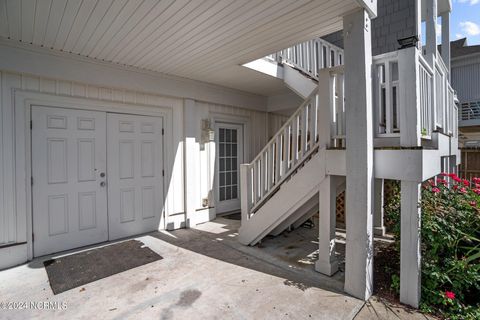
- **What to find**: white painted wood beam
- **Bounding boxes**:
[400,181,422,308]
[398,47,422,147]
[343,8,374,301]
[184,99,199,227]
[373,179,386,236]
[441,12,451,78]
[425,0,438,66]
[315,175,339,276]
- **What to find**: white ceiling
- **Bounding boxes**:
[0,0,358,95]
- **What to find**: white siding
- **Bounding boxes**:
[452,55,480,103]
[0,70,186,246]
[267,112,290,140]
[184,100,268,225]
[0,69,271,246]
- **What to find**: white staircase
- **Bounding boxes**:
[238,66,345,246]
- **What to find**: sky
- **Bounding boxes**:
[451,0,480,45]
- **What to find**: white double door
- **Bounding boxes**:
[32,106,164,257]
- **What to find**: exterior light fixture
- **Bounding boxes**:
[397,35,419,49]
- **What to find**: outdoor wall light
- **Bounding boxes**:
[397,35,419,49]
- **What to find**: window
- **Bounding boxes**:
[218,128,239,201]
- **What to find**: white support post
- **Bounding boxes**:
[184,99,199,228]
[415,0,422,47]
[373,179,386,236]
[315,175,339,276]
[398,47,421,147]
[425,0,438,66]
[441,11,451,78]
[240,164,251,224]
[343,9,374,301]
[317,69,332,148]
[400,181,422,308]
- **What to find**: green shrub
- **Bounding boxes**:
[385,174,480,319]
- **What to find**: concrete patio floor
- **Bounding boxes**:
[0,216,433,319]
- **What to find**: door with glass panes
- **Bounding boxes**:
[215,123,244,214]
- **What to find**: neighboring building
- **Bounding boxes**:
[450,38,480,147]
[0,0,457,310]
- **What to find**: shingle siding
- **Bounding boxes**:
[371,0,417,56]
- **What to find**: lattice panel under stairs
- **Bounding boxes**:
[335,180,398,229]
[336,191,346,227]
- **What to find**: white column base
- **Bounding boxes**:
[374,226,386,237]
[315,258,339,276]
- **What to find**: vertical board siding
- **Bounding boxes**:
[1,72,21,245]
[193,101,268,210]
[0,72,4,244]
[0,69,268,245]
[452,59,480,103]
[0,70,186,245]
[267,112,289,140]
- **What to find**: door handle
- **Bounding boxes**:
[100,181,106,187]
[100,172,106,178]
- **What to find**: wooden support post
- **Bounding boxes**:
[317,69,332,148]
[400,180,422,308]
[426,0,438,66]
[343,8,374,301]
[373,179,386,236]
[184,99,199,228]
[398,47,421,147]
[441,11,451,79]
[240,164,251,224]
[315,175,339,276]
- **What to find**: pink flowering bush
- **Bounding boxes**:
[385,174,480,319]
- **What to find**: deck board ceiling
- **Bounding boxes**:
[0,0,358,95]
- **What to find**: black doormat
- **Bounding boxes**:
[44,240,162,294]
[223,212,241,220]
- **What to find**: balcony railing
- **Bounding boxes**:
[240,66,344,219]
[460,101,480,121]
[373,47,458,146]
[266,38,344,81]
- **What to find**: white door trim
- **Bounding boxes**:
[14,90,173,260]
[210,112,251,161]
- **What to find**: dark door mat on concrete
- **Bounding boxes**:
[43,240,162,294]
[223,212,241,220]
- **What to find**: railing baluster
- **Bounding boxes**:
[301,105,308,154]
[338,72,345,139]
[253,160,258,204]
[260,152,266,198]
[291,115,298,164]
[275,135,282,183]
[267,144,274,190]
[283,126,290,174]
[309,96,317,149]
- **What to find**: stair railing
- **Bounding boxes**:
[240,66,345,221]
